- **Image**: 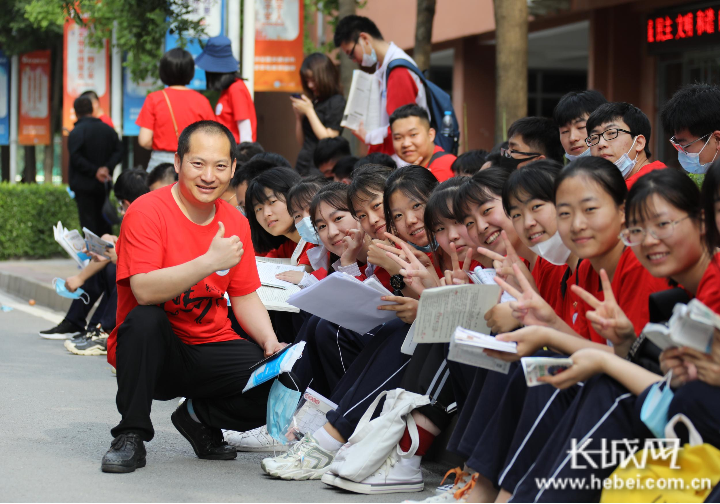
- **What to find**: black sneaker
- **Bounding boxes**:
[101,433,146,473]
[65,328,108,356]
[39,320,84,340]
[67,326,95,346]
[171,401,237,460]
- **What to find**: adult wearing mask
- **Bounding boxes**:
[291,53,345,175]
[137,48,215,171]
[195,36,257,145]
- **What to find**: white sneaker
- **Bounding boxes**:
[261,433,335,480]
[328,453,424,494]
[225,425,288,452]
[404,467,472,502]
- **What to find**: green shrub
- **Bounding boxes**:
[0,183,81,260]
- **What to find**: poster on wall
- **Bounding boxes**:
[62,18,110,134]
[122,65,160,137]
[164,0,225,90]
[254,0,304,92]
[18,50,51,145]
[0,50,9,146]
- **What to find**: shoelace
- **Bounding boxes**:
[111,433,139,451]
[440,467,469,488]
[454,473,479,501]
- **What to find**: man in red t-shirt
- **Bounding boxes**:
[101,120,284,474]
[334,15,429,156]
[389,104,455,182]
[586,102,666,188]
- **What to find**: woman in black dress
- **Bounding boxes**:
[291,53,346,175]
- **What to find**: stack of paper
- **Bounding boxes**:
[643,299,719,353]
[521,356,573,387]
[257,286,301,313]
[447,326,517,373]
[413,284,501,343]
[287,272,396,334]
[256,258,307,289]
[467,267,516,303]
[53,221,89,269]
[340,70,381,132]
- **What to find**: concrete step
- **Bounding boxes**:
[0,259,79,312]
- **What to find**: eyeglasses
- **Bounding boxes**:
[585,128,633,147]
[347,39,359,58]
[501,147,541,160]
[618,216,691,246]
[669,133,711,154]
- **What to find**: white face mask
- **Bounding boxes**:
[361,40,377,68]
[614,136,639,178]
[295,216,320,245]
[565,147,591,162]
[529,231,572,266]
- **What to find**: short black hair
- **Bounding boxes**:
[147,162,177,187]
[554,156,627,207]
[355,152,396,171]
[333,15,383,47]
[332,156,359,180]
[507,117,564,163]
[389,104,430,128]
[586,102,652,158]
[159,48,195,86]
[177,120,236,165]
[114,169,149,203]
[237,141,264,159]
[73,96,93,118]
[661,83,720,138]
[451,149,488,176]
[553,90,607,128]
[245,167,303,254]
[502,160,562,215]
[287,178,330,216]
[230,152,291,188]
[314,137,351,167]
[79,90,99,102]
[347,164,394,217]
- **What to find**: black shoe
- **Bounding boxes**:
[39,320,84,340]
[101,433,146,473]
[171,401,237,460]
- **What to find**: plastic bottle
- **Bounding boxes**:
[440,111,453,137]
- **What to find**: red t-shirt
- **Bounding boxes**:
[557,264,584,333]
[136,88,215,152]
[215,79,257,143]
[99,114,114,128]
[574,247,670,344]
[369,68,419,156]
[626,161,666,189]
[107,185,260,368]
[696,254,720,314]
[531,257,567,320]
[426,145,456,182]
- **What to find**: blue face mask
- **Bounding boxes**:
[236,205,246,216]
[266,378,301,444]
[564,147,591,162]
[409,239,437,254]
[640,371,674,438]
[678,135,718,174]
[614,136,639,178]
[295,216,320,245]
[52,278,90,304]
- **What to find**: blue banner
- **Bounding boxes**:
[164,0,226,90]
[0,50,9,146]
[122,67,159,137]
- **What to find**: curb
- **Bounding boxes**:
[0,270,72,312]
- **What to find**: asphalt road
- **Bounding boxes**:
[0,292,443,502]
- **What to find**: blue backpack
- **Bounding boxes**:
[386,59,460,155]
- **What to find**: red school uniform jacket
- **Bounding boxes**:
[369,68,421,156]
[107,185,260,368]
[263,239,314,267]
[695,254,720,314]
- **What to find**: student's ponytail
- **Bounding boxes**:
[554,156,627,207]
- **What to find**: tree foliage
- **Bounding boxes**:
[0,0,62,55]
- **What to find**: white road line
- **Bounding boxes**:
[0,291,64,325]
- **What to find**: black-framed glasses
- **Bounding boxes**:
[585,128,633,147]
[501,147,541,160]
[669,133,711,154]
[347,38,359,58]
[618,216,691,246]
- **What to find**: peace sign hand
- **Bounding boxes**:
[376,233,440,295]
[570,268,635,353]
[476,231,536,292]
[444,242,474,286]
[494,263,559,328]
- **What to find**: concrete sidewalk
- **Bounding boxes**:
[0,258,79,311]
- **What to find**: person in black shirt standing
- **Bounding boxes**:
[291,53,346,176]
[68,95,123,236]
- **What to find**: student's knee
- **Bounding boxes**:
[119,305,168,342]
[668,380,712,420]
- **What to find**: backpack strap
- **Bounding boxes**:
[427,150,450,167]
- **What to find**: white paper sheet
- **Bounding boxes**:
[447,326,515,373]
[413,284,501,343]
[287,272,396,334]
[340,70,380,131]
[257,285,301,313]
[256,259,306,289]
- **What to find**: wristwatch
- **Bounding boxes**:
[390,274,406,295]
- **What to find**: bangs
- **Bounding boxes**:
[349,187,380,210]
[245,181,283,209]
[287,184,320,215]
[453,181,498,220]
[626,186,662,227]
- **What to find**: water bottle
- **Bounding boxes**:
[440,111,453,137]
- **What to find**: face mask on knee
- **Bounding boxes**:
[640,371,674,438]
[52,278,90,304]
[266,376,301,444]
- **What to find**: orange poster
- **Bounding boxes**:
[254,0,304,92]
[18,50,51,145]
[62,18,110,135]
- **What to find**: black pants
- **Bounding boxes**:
[74,189,112,237]
[112,305,271,442]
[65,263,117,332]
